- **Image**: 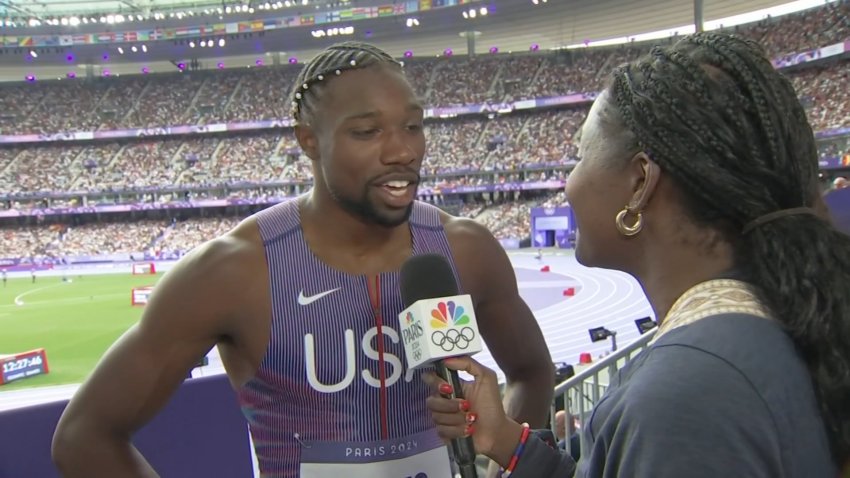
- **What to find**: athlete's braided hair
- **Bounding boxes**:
[608,31,850,465]
[290,41,402,125]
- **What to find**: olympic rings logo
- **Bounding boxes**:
[431,327,476,352]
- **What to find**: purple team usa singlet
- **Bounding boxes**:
[237,198,461,478]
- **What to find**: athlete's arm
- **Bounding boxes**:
[51,231,257,477]
[445,217,555,428]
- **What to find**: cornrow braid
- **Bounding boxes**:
[608,31,850,466]
[289,41,403,125]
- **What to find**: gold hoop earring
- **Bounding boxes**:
[615,206,643,236]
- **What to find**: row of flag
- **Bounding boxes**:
[0,0,475,48]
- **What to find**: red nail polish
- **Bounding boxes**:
[465,425,474,436]
[439,383,453,395]
[460,400,470,412]
[466,412,477,424]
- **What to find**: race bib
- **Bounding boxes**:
[299,429,453,478]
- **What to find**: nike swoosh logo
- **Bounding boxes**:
[297,288,341,306]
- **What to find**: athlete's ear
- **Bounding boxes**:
[294,125,319,161]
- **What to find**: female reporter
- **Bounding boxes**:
[424,31,849,478]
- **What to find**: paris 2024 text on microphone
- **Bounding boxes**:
[399,253,483,478]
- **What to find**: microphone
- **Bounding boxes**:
[399,253,481,478]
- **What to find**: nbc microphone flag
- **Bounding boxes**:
[399,294,482,370]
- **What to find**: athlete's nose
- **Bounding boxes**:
[380,128,418,166]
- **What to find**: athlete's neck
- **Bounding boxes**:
[300,193,411,257]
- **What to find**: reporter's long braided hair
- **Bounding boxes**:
[607,31,850,466]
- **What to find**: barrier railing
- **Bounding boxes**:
[549,329,657,456]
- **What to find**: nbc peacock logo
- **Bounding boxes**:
[430,300,475,352]
[430,301,469,328]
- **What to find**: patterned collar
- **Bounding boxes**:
[650,279,773,344]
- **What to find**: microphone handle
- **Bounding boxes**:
[435,361,478,478]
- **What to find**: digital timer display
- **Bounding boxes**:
[0,348,49,385]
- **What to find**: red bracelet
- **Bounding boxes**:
[500,423,531,478]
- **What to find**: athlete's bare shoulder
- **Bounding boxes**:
[439,210,497,247]
[165,216,266,313]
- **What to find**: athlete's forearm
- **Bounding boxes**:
[501,366,555,428]
[53,426,159,478]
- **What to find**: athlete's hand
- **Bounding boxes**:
[422,356,524,464]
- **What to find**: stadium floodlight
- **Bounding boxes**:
[588,326,617,352]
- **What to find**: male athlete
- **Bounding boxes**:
[52,42,555,477]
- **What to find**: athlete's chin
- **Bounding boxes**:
[369,202,414,227]
[374,208,413,227]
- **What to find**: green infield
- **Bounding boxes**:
[0,273,162,391]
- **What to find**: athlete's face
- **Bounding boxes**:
[309,66,426,228]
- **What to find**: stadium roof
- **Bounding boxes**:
[0,0,831,81]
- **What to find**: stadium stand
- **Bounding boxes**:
[0,1,848,259]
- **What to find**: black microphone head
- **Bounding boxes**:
[400,253,460,307]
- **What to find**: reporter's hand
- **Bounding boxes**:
[422,356,524,464]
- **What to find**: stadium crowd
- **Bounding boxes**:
[0,190,571,259]
[1,2,849,258]
[0,1,846,137]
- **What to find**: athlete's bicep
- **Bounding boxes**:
[445,217,553,377]
[56,239,244,439]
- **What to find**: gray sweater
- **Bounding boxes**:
[509,314,837,477]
